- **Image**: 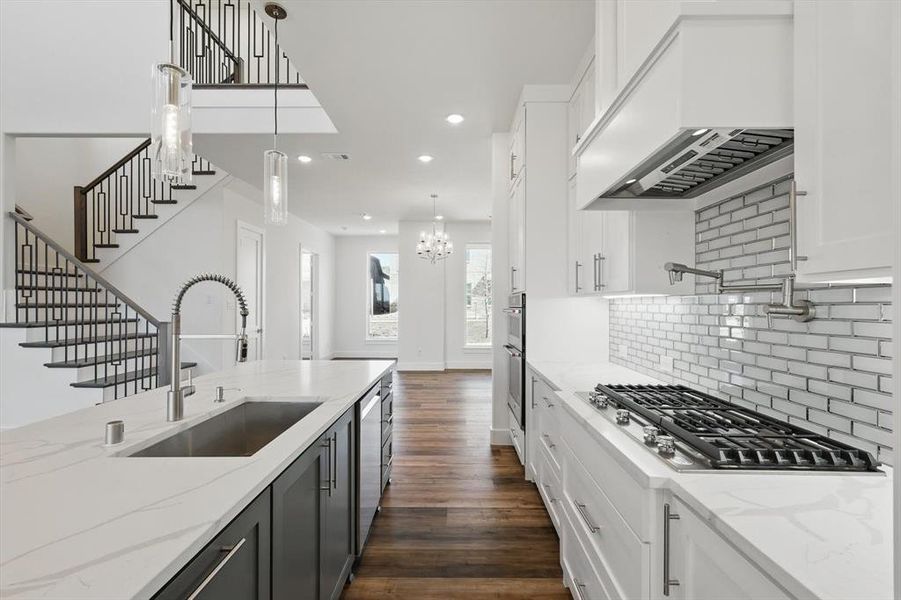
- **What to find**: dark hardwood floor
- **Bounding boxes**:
[343,370,569,599]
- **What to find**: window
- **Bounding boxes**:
[464,244,492,346]
[367,252,399,340]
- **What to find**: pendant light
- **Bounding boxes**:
[263,3,288,226]
[151,0,192,182]
[417,194,453,263]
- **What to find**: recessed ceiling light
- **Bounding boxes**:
[691,128,710,137]
[362,213,372,220]
[446,114,464,125]
[297,155,312,163]
[418,155,434,163]
[435,215,444,221]
[625,178,637,184]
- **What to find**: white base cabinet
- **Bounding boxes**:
[664,496,790,600]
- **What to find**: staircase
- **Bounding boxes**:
[2,211,192,410]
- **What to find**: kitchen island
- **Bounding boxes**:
[0,359,394,600]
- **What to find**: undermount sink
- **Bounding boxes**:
[127,398,323,457]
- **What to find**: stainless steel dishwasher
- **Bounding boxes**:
[356,384,382,553]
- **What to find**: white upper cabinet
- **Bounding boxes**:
[508,174,526,293]
[508,105,526,190]
[568,42,597,180]
[793,0,896,283]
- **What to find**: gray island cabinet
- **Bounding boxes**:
[152,405,357,600]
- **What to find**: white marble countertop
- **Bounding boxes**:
[528,359,894,600]
[0,359,394,600]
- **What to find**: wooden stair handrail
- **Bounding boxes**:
[82,139,151,193]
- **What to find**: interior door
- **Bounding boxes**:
[300,248,317,360]
[236,222,264,361]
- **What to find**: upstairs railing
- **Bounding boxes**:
[11,212,171,400]
[73,141,213,263]
[177,0,306,87]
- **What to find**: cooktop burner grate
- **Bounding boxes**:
[595,384,880,471]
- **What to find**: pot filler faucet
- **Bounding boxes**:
[167,273,250,422]
[663,262,815,326]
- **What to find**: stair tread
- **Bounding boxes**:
[83,259,101,263]
[192,170,216,175]
[171,184,197,190]
[21,331,155,348]
[72,362,196,388]
[133,215,158,220]
[94,243,119,248]
[0,317,140,328]
[17,285,102,292]
[45,347,158,368]
[16,302,120,308]
[112,229,140,234]
[151,200,178,205]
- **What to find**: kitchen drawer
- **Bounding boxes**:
[558,402,650,540]
[381,431,393,491]
[508,406,525,465]
[560,499,612,600]
[562,443,648,600]
[536,441,563,535]
[381,391,394,439]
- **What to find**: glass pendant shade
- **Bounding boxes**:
[151,63,192,182]
[264,149,288,225]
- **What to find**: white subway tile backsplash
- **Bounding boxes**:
[610,175,893,463]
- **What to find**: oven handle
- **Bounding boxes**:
[503,344,522,358]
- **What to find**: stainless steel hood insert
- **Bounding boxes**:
[606,128,794,199]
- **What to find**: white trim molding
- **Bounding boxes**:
[396,361,446,372]
[490,427,512,446]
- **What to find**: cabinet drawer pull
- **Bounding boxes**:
[542,483,557,503]
[542,433,556,449]
[573,579,589,600]
[574,500,600,533]
[186,537,247,600]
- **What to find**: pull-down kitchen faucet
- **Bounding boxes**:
[167,273,250,422]
[663,262,815,325]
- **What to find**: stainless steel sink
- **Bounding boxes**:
[127,398,322,457]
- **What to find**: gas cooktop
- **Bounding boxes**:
[576,384,881,473]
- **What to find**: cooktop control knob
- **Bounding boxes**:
[589,391,609,408]
[642,425,659,445]
[657,435,676,456]
[615,409,631,425]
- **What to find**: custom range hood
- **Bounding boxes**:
[575,5,794,210]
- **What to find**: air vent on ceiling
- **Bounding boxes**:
[320,152,350,161]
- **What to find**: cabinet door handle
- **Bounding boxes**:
[510,266,517,291]
[186,537,247,600]
[574,500,600,533]
[573,580,588,600]
[663,502,681,596]
[575,260,582,293]
[592,254,599,291]
[789,180,809,270]
[321,437,332,495]
[331,432,338,490]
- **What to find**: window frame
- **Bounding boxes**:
[365,250,400,343]
[463,242,492,349]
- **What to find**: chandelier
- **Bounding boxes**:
[417,194,453,263]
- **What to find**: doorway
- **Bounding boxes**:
[300,247,318,360]
[236,221,264,361]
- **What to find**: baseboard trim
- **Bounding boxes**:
[396,361,446,372]
[332,351,398,360]
[445,360,492,370]
[490,427,512,446]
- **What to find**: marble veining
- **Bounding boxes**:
[0,359,393,600]
[528,359,894,600]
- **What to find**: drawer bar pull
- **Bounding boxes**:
[542,483,557,503]
[664,502,681,596]
[543,396,554,408]
[575,501,600,533]
[186,537,247,600]
[542,433,556,449]
[573,579,589,600]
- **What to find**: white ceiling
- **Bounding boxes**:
[219,0,594,235]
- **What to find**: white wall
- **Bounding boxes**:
[98,178,335,373]
[491,133,511,441]
[14,138,146,252]
[333,235,399,359]
[397,221,446,370]
[444,222,493,369]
